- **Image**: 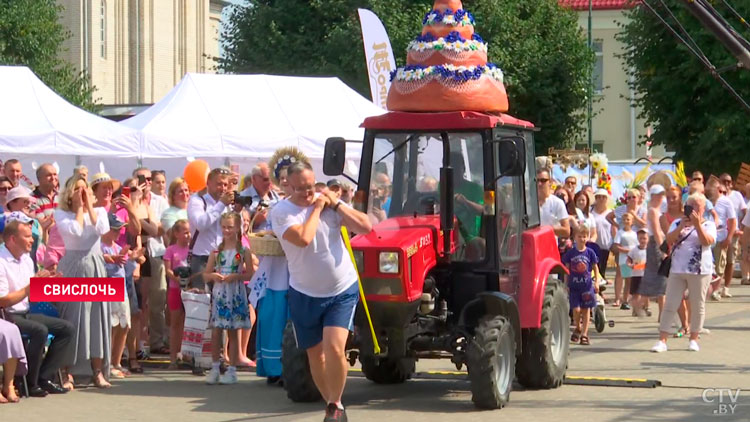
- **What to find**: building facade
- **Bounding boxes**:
[58,0,227,105]
[559,0,667,161]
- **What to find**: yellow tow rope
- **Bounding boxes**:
[341,226,381,355]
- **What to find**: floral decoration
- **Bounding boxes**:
[422,8,475,26]
[409,31,487,53]
[390,63,504,83]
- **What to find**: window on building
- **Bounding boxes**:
[575,142,604,153]
[592,39,603,94]
[100,0,106,59]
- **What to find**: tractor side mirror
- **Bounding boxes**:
[498,137,526,177]
[324,137,347,176]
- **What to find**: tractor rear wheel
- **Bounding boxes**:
[360,356,414,384]
[466,315,515,409]
[516,277,569,389]
[281,321,322,402]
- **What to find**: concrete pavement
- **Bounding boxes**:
[4,284,750,421]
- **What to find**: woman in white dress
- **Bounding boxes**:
[54,175,112,388]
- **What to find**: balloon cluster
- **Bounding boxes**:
[589,153,612,195]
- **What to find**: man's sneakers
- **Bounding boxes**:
[720,286,733,298]
[205,367,220,385]
[688,340,700,352]
[741,278,750,285]
[324,403,348,422]
[651,340,668,353]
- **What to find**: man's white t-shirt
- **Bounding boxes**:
[540,195,568,228]
[272,199,357,298]
[727,190,747,223]
[713,195,736,242]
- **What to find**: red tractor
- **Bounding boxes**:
[281,110,569,409]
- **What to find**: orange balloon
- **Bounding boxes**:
[183,159,210,192]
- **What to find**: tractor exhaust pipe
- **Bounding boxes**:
[440,132,453,259]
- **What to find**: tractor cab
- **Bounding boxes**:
[324,111,542,303]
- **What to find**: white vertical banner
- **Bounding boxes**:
[358,8,396,110]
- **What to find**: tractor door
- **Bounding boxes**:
[494,145,523,297]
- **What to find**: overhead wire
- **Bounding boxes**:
[639,0,750,112]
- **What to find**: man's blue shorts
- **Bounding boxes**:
[288,281,359,350]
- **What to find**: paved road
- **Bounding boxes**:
[5,285,750,421]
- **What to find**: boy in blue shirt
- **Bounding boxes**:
[562,223,601,346]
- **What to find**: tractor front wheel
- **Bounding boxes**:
[360,355,415,384]
[281,321,322,402]
[516,277,569,389]
[466,315,516,409]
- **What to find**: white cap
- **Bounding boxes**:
[649,184,666,195]
[594,188,609,197]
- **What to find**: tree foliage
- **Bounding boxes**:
[219,0,593,153]
[617,2,750,176]
[0,0,96,111]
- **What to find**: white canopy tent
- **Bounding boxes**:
[0,66,140,182]
[122,73,385,181]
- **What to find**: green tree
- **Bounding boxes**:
[617,2,750,175]
[0,0,97,111]
[219,0,592,153]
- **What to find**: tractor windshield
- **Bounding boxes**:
[366,132,487,261]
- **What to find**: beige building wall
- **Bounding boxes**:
[575,10,666,161]
[58,0,226,105]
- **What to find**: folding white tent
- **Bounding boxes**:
[0,66,141,182]
[122,73,384,181]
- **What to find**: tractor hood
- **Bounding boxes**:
[352,215,444,253]
[351,215,451,302]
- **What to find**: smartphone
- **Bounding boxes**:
[684,204,694,217]
[372,196,382,209]
[138,174,147,185]
[122,186,131,198]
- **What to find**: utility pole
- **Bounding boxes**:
[587,0,594,184]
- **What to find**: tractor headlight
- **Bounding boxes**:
[353,250,364,273]
[379,252,400,274]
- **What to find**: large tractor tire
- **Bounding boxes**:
[516,277,569,389]
[281,321,322,402]
[360,355,415,384]
[466,315,516,409]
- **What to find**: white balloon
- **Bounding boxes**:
[99,161,106,173]
[31,161,38,170]
[186,157,195,162]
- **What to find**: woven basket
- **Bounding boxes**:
[248,233,285,256]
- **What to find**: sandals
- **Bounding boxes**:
[579,335,590,346]
[128,359,144,374]
[111,365,131,378]
[92,370,112,389]
[571,330,581,343]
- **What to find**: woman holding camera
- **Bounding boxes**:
[651,193,716,353]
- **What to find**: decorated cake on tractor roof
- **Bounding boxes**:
[388,0,509,113]
[283,0,570,410]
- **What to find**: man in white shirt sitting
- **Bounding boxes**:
[536,169,570,239]
[272,162,371,422]
[0,219,74,397]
